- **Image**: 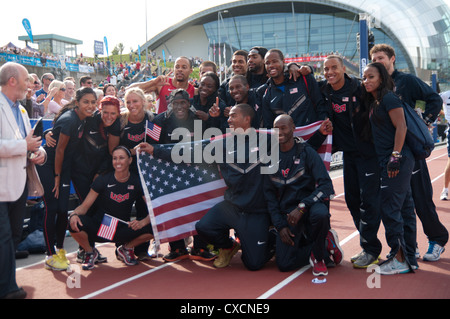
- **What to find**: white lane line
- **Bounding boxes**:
[80,261,178,299]
[257,230,359,299]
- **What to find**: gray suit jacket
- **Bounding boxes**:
[0,91,45,201]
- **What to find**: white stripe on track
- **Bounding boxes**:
[80,261,178,299]
[257,230,359,299]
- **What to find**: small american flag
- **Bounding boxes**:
[146,121,162,142]
[97,214,119,240]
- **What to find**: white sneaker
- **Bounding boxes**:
[423,241,445,261]
[375,257,410,275]
[149,240,160,258]
[440,189,448,200]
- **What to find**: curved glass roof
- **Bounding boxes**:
[142,0,450,84]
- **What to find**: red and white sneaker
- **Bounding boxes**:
[310,253,328,276]
[117,245,139,266]
[326,229,343,265]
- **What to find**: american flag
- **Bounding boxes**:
[137,145,227,246]
[146,121,162,142]
[293,120,332,171]
[97,214,120,241]
[137,121,331,246]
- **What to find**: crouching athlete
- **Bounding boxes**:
[263,114,343,276]
[68,146,153,270]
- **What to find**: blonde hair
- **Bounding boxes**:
[120,87,154,129]
[124,87,147,107]
[48,80,65,91]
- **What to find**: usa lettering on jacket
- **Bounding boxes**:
[127,132,145,142]
[110,192,130,203]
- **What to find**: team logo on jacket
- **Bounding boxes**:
[127,132,145,142]
[332,102,347,113]
[282,168,290,178]
[110,192,130,203]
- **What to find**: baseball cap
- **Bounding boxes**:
[169,88,190,103]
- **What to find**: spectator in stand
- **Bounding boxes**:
[63,80,76,104]
[41,80,67,119]
[80,76,93,88]
[0,62,47,299]
[35,73,55,99]
[103,83,118,97]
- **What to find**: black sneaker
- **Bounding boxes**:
[76,248,85,263]
[94,248,108,263]
[163,248,190,262]
[190,248,217,261]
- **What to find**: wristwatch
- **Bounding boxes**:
[298,202,305,210]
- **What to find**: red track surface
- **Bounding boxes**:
[16,146,450,300]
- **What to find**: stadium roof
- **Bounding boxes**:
[141,0,450,73]
[18,34,83,45]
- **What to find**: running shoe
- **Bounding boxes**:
[310,253,328,276]
[326,229,343,265]
[163,248,190,262]
[117,245,139,266]
[82,250,98,270]
[376,258,410,275]
[45,254,69,271]
[423,241,445,261]
[440,189,448,200]
[352,251,379,268]
[57,248,70,265]
[213,240,241,268]
[190,248,217,261]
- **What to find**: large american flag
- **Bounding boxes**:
[137,121,331,247]
[137,144,227,246]
[294,121,333,171]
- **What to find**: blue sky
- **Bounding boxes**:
[1,0,235,57]
[2,0,449,58]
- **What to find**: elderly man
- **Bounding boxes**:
[0,62,47,299]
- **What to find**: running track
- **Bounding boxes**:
[16,145,450,302]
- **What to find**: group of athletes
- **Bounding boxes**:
[33,43,448,278]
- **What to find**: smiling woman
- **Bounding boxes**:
[36,87,98,271]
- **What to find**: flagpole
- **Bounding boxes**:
[145,120,148,144]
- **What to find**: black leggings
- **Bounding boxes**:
[37,163,72,256]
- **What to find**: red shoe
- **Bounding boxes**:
[310,253,328,276]
[326,229,343,265]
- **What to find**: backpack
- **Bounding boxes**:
[403,103,434,160]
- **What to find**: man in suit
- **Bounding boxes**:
[0,62,46,299]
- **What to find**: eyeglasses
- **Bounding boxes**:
[60,88,66,92]
[46,78,54,82]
